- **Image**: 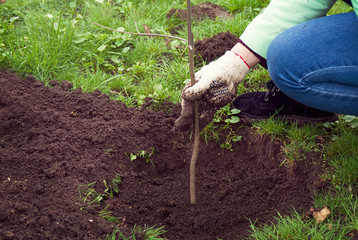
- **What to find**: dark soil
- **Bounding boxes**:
[0,4,325,240]
[0,70,325,240]
[166,3,239,64]
[167,2,230,21]
[194,31,240,63]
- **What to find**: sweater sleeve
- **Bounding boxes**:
[240,0,336,59]
[353,0,358,16]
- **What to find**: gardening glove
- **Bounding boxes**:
[174,51,249,131]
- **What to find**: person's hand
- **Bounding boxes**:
[174,51,250,131]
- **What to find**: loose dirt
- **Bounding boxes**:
[167,2,230,22]
[0,4,325,240]
[0,70,324,240]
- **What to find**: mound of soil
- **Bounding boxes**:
[194,31,240,63]
[166,3,238,64]
[167,2,230,21]
[0,69,324,240]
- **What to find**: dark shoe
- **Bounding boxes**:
[232,81,338,123]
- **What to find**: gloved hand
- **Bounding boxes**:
[174,51,250,131]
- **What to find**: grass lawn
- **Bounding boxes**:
[1,0,357,239]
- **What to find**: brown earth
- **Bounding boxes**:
[194,31,240,64]
[0,71,325,240]
[0,4,326,240]
[167,2,230,22]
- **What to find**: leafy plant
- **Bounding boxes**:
[78,175,122,223]
[78,174,122,207]
[107,224,167,240]
[125,148,156,166]
[104,148,117,155]
[103,174,122,198]
[341,115,358,128]
[201,104,242,151]
[212,104,241,129]
[73,30,132,73]
[220,132,242,151]
[78,181,107,207]
[98,205,122,223]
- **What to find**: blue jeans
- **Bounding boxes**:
[267,12,358,116]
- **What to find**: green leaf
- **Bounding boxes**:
[98,44,107,52]
[229,116,240,123]
[230,109,240,115]
[350,119,358,128]
[122,47,130,53]
[74,38,87,44]
[129,153,137,161]
[343,115,356,122]
[9,17,20,23]
[232,136,242,142]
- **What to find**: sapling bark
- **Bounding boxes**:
[186,0,200,205]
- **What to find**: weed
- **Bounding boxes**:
[341,115,358,128]
[98,205,122,223]
[125,148,156,166]
[106,225,167,240]
[78,174,122,207]
[78,181,107,207]
[322,115,358,141]
[253,119,324,166]
[78,174,122,223]
[201,104,242,151]
[212,104,241,129]
[220,132,242,151]
[104,148,117,155]
[200,121,221,145]
[103,174,122,198]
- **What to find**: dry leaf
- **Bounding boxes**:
[312,206,330,223]
[143,24,151,34]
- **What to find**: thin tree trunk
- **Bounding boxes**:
[186,0,200,205]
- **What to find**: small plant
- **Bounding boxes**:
[98,205,122,223]
[104,148,117,155]
[107,224,167,240]
[78,175,122,223]
[323,115,358,131]
[103,174,122,198]
[78,174,122,207]
[78,181,107,207]
[212,105,241,129]
[220,132,242,151]
[201,104,242,151]
[341,115,358,128]
[125,148,156,166]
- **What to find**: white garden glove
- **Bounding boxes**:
[174,51,250,131]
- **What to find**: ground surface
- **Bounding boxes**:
[0,4,325,240]
[0,71,324,240]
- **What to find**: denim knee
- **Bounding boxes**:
[266,32,298,91]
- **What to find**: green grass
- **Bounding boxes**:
[106,224,167,240]
[1,0,357,239]
[253,118,325,166]
[248,118,358,239]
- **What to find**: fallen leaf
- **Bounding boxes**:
[316,135,325,144]
[312,206,330,223]
[143,24,151,35]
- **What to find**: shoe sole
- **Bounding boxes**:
[237,111,339,125]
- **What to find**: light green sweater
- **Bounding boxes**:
[240,0,358,59]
